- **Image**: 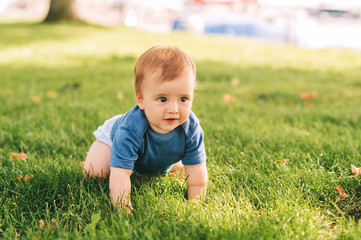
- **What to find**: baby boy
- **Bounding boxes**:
[83,46,208,211]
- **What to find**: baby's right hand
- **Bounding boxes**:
[109,167,132,212]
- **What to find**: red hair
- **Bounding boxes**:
[134,46,196,92]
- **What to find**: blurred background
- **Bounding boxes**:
[1,0,361,50]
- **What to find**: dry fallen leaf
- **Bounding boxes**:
[351,164,361,175]
[31,96,41,104]
[9,152,16,160]
[223,94,236,103]
[283,159,290,164]
[79,161,85,167]
[231,77,240,86]
[46,91,58,98]
[39,219,56,230]
[16,174,33,182]
[39,219,45,228]
[336,186,348,200]
[24,175,33,182]
[9,152,27,161]
[300,91,316,100]
[117,92,124,101]
[17,152,27,160]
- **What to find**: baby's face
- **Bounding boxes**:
[136,67,195,134]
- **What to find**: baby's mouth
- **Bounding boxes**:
[165,118,177,124]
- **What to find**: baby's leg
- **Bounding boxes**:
[84,140,111,179]
[169,161,185,178]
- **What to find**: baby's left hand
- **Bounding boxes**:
[184,162,208,200]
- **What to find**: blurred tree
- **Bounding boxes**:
[43,0,78,22]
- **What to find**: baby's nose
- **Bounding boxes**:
[168,101,179,113]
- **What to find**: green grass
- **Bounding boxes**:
[1,22,361,239]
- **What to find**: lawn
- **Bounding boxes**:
[1,22,361,239]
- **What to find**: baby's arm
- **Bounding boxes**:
[109,167,132,211]
[184,162,208,200]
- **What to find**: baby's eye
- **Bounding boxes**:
[180,97,188,103]
[158,97,167,103]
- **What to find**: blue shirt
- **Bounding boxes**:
[109,105,206,176]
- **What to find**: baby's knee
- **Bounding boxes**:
[83,162,109,179]
[169,161,185,178]
[83,140,111,179]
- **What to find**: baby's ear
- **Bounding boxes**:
[135,91,144,110]
[351,164,358,175]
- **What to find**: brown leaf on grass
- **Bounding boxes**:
[79,161,85,167]
[336,186,348,200]
[223,94,236,103]
[39,219,56,230]
[117,92,124,101]
[46,91,58,98]
[283,159,290,164]
[24,175,33,182]
[17,152,27,160]
[351,164,361,175]
[16,175,33,182]
[299,91,316,100]
[231,77,240,86]
[39,219,45,228]
[31,96,41,104]
[50,218,56,230]
[9,152,16,160]
[9,152,27,161]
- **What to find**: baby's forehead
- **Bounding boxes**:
[140,68,195,92]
